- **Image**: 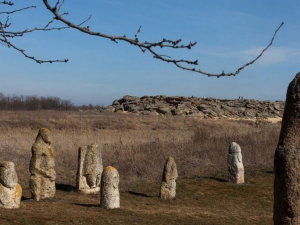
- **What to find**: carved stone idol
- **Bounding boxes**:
[227,142,244,184]
[160,156,178,200]
[76,143,103,194]
[100,166,120,209]
[0,161,22,209]
[29,128,56,201]
[274,72,300,224]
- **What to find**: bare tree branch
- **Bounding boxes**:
[5,25,70,38]
[0,5,36,15]
[0,0,284,72]
[0,37,68,64]
[42,0,284,77]
[0,22,10,47]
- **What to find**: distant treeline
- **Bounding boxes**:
[0,93,103,111]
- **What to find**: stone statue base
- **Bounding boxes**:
[78,187,100,195]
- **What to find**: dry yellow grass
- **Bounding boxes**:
[0,110,280,224]
[0,111,280,187]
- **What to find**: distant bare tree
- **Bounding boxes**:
[0,0,283,77]
[61,100,74,111]
[25,96,41,110]
[0,93,101,111]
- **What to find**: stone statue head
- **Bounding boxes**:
[0,161,18,189]
[164,156,178,182]
[36,128,51,144]
[229,142,241,154]
[102,166,119,188]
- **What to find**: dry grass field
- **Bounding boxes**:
[0,111,281,224]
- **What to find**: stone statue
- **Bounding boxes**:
[0,161,22,209]
[160,156,178,200]
[274,72,300,224]
[227,142,244,184]
[100,166,120,209]
[29,128,56,201]
[76,143,103,194]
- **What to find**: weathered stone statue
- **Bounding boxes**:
[100,166,120,209]
[274,72,300,224]
[76,143,103,194]
[0,161,22,209]
[227,142,244,184]
[160,156,178,200]
[29,128,56,201]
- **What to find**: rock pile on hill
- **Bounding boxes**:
[101,95,285,119]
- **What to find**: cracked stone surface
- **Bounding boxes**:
[227,142,244,184]
[29,128,56,201]
[160,156,178,200]
[76,143,103,194]
[0,161,22,209]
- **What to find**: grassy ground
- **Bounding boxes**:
[0,171,273,225]
[0,111,279,224]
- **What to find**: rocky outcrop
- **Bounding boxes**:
[100,95,285,119]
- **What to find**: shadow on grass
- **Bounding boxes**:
[55,183,74,192]
[73,203,100,208]
[21,196,32,201]
[201,176,228,183]
[208,177,228,183]
[127,191,153,198]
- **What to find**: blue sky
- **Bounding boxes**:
[1,0,299,105]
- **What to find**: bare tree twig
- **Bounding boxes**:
[44,12,68,29]
[5,26,70,37]
[57,0,65,12]
[77,15,92,27]
[134,25,141,41]
[0,5,36,14]
[0,38,68,64]
[4,16,10,28]
[0,22,10,47]
[0,1,14,6]
[232,22,284,75]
